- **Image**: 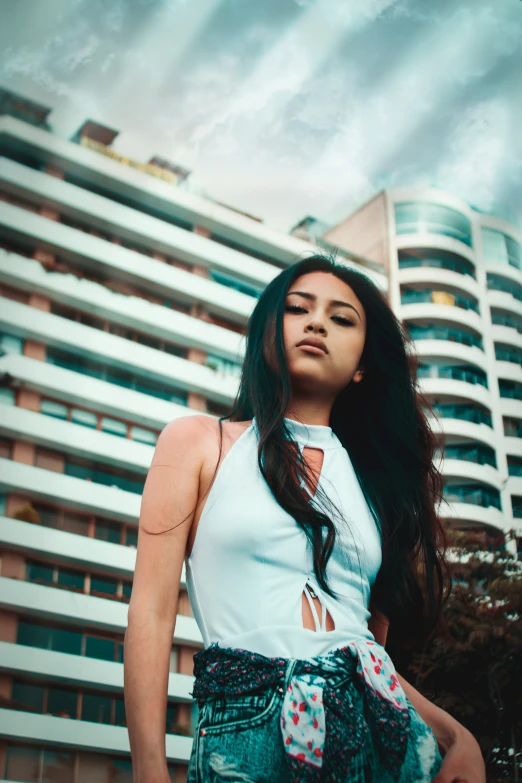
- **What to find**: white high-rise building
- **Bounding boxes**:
[306,189,522,542]
[0,87,520,780]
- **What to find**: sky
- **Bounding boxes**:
[1,0,521,233]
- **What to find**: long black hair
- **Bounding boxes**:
[220,253,449,640]
[145,252,450,641]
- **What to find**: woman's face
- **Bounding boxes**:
[282,271,367,397]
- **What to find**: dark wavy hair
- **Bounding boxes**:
[214,253,450,640]
[145,252,451,641]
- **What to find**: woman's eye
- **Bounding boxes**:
[285,305,354,327]
[333,317,355,327]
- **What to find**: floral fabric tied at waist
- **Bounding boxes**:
[191,640,411,783]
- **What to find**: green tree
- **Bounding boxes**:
[389,529,522,782]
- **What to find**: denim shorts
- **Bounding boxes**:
[186,655,443,783]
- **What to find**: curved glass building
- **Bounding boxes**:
[321,187,522,549]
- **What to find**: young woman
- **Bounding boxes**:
[124,254,486,782]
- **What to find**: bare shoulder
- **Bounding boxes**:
[151,414,217,467]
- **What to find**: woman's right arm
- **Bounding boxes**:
[124,415,208,782]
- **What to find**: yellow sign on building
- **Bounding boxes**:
[431,290,455,306]
[80,136,177,185]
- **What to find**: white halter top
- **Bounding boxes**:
[185,416,382,659]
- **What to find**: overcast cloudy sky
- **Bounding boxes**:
[1,0,521,232]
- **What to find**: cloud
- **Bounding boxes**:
[436,100,510,212]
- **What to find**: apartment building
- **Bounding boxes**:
[298,189,521,542]
[0,85,520,780]
[0,87,386,780]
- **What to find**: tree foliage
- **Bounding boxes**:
[388,528,522,782]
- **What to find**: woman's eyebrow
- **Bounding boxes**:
[287,290,361,321]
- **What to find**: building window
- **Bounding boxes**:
[0,386,15,405]
[101,416,128,437]
[130,425,157,445]
[482,228,521,271]
[95,518,122,544]
[82,691,113,724]
[47,347,189,405]
[34,448,64,473]
[394,202,472,246]
[41,399,68,420]
[71,408,98,428]
[209,268,263,298]
[0,332,23,355]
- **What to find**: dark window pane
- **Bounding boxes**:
[57,566,85,591]
[166,703,177,734]
[114,696,126,726]
[113,757,134,783]
[27,561,54,585]
[5,744,40,782]
[46,686,77,718]
[125,527,138,547]
[95,518,122,544]
[101,417,128,437]
[41,748,75,783]
[52,627,83,656]
[17,620,52,650]
[90,575,118,597]
[41,399,68,420]
[85,635,116,662]
[12,681,44,713]
[81,692,112,724]
[61,511,91,537]
[121,582,132,601]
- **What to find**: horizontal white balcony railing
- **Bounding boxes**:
[412,339,488,373]
[0,516,191,587]
[0,156,278,289]
[400,302,483,333]
[504,437,522,458]
[483,260,522,288]
[0,577,202,646]
[486,290,522,317]
[441,458,504,491]
[420,377,492,409]
[507,476,522,496]
[0,641,193,703]
[0,250,245,362]
[395,232,477,265]
[397,267,481,298]
[429,415,497,450]
[499,397,522,420]
[0,404,153,474]
[491,324,522,351]
[0,458,139,524]
[1,202,253,325]
[0,116,314,267]
[0,708,193,762]
[495,360,522,385]
[438,501,506,531]
[0,298,238,404]
[0,354,195,430]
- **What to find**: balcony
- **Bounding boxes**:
[0,353,190,431]
[419,365,487,388]
[0,298,238,405]
[395,202,473,247]
[408,325,483,351]
[432,403,492,428]
[401,288,479,313]
[0,250,245,363]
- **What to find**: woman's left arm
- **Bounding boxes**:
[368,607,486,783]
[397,673,485,783]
